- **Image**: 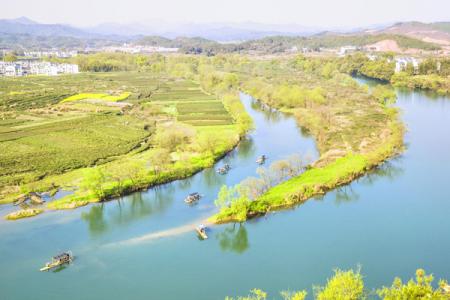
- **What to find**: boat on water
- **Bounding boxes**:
[40,252,73,272]
[196,224,208,239]
[184,192,201,204]
[217,164,231,175]
[256,155,267,165]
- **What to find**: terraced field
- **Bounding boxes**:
[150,80,233,126]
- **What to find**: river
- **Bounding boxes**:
[0,85,449,299]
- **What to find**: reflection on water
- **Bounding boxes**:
[335,186,360,205]
[81,204,107,236]
[236,137,256,159]
[82,188,175,237]
[216,223,249,254]
[360,159,404,186]
[333,158,404,205]
[203,167,226,188]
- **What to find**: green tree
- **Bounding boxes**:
[315,268,365,300]
[280,290,307,300]
[3,53,17,62]
[372,85,396,106]
[377,269,449,300]
[225,289,267,300]
[81,168,109,200]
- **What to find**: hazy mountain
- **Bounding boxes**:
[373,21,450,45]
[0,17,90,37]
[88,21,323,41]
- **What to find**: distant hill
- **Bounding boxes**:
[375,21,450,46]
[0,17,90,38]
[88,21,321,41]
[0,17,446,54]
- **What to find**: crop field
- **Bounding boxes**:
[0,72,162,110]
[0,113,150,187]
[0,71,237,198]
[149,80,233,126]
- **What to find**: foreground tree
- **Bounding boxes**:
[315,268,365,300]
[377,269,449,300]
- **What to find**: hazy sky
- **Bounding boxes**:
[2,0,449,27]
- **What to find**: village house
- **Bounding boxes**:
[338,45,359,56]
[0,61,79,77]
[395,57,420,73]
[23,50,78,58]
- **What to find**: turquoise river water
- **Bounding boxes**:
[0,82,449,299]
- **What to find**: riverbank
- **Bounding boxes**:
[211,112,404,223]
[211,60,405,223]
[338,53,449,95]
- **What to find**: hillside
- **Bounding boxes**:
[0,17,89,38]
[377,21,450,46]
[0,17,446,54]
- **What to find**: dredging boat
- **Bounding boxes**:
[256,155,267,165]
[184,192,201,204]
[196,224,208,239]
[40,251,73,272]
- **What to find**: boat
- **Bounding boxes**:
[40,251,73,272]
[196,224,208,239]
[256,155,267,165]
[184,192,201,204]
[217,167,227,175]
[217,164,231,175]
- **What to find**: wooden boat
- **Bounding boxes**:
[217,164,231,175]
[40,251,73,272]
[196,225,208,239]
[256,155,267,165]
[217,167,227,175]
[184,192,201,204]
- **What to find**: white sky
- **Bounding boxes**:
[1,0,449,27]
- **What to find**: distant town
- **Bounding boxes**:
[0,61,79,77]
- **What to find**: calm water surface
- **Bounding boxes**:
[1,86,449,299]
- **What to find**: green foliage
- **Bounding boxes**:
[377,269,449,299]
[391,72,449,95]
[226,289,267,300]
[227,269,450,300]
[214,185,251,222]
[222,93,254,135]
[339,55,449,94]
[360,59,395,81]
[372,86,397,105]
[5,208,43,220]
[81,167,108,200]
[315,269,365,300]
[280,290,308,300]
[154,123,194,152]
[3,53,17,62]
